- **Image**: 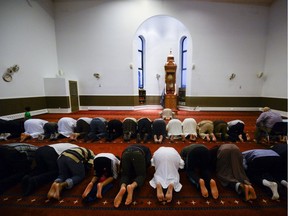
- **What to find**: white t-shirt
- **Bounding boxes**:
[149,147,184,192]
[166,119,183,136]
[49,143,79,155]
[58,117,77,137]
[182,118,197,136]
[24,119,48,138]
[94,153,120,179]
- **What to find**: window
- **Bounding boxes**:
[180,36,187,88]
[138,36,144,89]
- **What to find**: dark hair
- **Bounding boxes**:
[25,106,31,111]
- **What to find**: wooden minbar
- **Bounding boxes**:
[164,51,177,112]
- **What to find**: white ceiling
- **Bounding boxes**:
[51,0,276,7]
[200,0,275,6]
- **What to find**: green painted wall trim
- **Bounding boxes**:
[45,96,70,109]
[0,97,47,116]
[0,96,286,116]
[185,96,287,111]
[80,95,135,106]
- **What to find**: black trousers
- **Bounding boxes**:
[186,146,212,190]
[75,119,90,139]
[246,156,282,185]
[120,149,146,187]
[0,119,25,138]
[0,147,32,193]
[28,146,59,186]
[228,122,247,142]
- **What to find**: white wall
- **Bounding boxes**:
[44,77,68,96]
[0,0,58,99]
[55,0,138,96]
[182,1,269,97]
[262,0,287,99]
[0,0,286,102]
[54,0,278,98]
[134,15,191,96]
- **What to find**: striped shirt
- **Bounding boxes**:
[1,143,38,161]
[61,147,95,165]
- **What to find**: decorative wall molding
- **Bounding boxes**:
[82,105,163,111]
[0,109,48,120]
[47,108,72,114]
[1,106,287,120]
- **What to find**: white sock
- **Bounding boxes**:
[281,180,288,188]
[235,182,241,194]
[262,179,279,200]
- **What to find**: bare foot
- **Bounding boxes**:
[244,184,250,201]
[199,179,208,198]
[20,133,30,142]
[248,185,257,200]
[205,134,210,141]
[69,133,76,141]
[246,133,251,141]
[159,137,163,144]
[96,183,103,198]
[54,183,62,200]
[239,134,244,142]
[82,182,94,198]
[211,134,216,142]
[182,136,186,142]
[165,184,174,203]
[154,135,159,143]
[280,136,286,142]
[125,184,135,205]
[74,133,80,140]
[210,179,219,199]
[47,182,57,200]
[114,186,126,208]
[156,183,165,202]
[190,135,196,141]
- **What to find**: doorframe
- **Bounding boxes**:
[69,80,79,112]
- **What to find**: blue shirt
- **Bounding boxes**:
[242,149,280,169]
[256,110,282,129]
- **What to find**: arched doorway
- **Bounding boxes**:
[133,15,192,104]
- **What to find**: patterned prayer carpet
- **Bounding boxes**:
[0,110,287,216]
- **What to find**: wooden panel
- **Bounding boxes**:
[0,95,286,116]
[185,96,287,111]
[45,96,70,108]
[0,97,47,116]
[139,89,146,104]
[80,95,135,106]
[69,80,79,112]
[165,94,178,111]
